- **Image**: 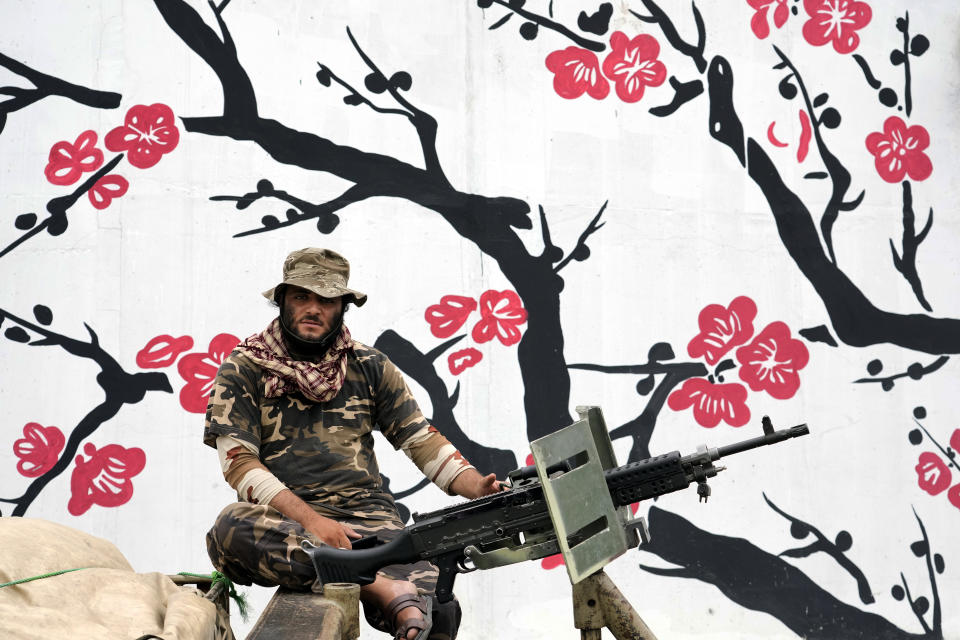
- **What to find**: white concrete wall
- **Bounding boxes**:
[2,1,959,638]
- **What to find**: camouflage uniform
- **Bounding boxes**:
[204,342,467,634]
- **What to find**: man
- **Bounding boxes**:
[203,248,501,640]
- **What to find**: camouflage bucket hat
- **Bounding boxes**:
[262,247,368,307]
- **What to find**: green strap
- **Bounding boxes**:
[1,568,249,623]
[0,567,87,588]
[177,571,250,622]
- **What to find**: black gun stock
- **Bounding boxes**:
[304,419,809,602]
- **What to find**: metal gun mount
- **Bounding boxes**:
[530,405,658,640]
[528,406,646,585]
[523,408,807,640]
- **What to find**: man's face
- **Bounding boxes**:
[281,285,344,341]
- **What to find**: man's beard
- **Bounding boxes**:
[281,305,343,344]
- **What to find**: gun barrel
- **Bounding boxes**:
[716,423,809,458]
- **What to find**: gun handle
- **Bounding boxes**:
[303,530,417,586]
[433,550,464,604]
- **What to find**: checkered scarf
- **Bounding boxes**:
[236,318,353,403]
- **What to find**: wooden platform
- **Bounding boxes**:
[246,586,359,640]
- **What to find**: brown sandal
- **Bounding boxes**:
[384,593,433,640]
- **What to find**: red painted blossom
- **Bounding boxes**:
[735,322,809,400]
[950,429,960,454]
[471,290,528,347]
[601,32,666,103]
[88,174,129,210]
[105,103,180,169]
[44,130,104,186]
[136,334,195,369]
[948,483,960,511]
[448,347,483,375]
[68,442,146,516]
[915,452,951,496]
[748,0,789,39]
[865,117,933,183]
[545,47,609,100]
[801,0,872,54]
[687,296,757,366]
[13,423,65,478]
[667,378,751,428]
[177,333,240,413]
[425,295,477,338]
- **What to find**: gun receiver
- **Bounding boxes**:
[304,413,809,602]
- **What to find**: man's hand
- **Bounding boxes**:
[305,514,362,549]
[450,468,503,499]
[269,488,361,548]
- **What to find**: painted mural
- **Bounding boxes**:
[1,0,958,638]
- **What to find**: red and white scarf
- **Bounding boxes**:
[236,318,353,403]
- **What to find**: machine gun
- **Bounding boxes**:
[304,408,809,603]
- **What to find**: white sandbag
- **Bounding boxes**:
[0,518,227,640]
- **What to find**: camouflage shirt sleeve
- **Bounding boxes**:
[369,349,474,494]
[203,351,264,451]
[372,352,432,448]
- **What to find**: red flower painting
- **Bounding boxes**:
[601,32,666,103]
[545,47,609,100]
[748,0,789,39]
[667,378,751,428]
[68,442,146,516]
[177,333,240,413]
[948,483,960,511]
[801,0,872,54]
[136,334,195,369]
[44,130,104,186]
[471,290,528,347]
[88,174,129,210]
[425,295,478,338]
[105,103,180,169]
[915,452,951,496]
[687,296,757,365]
[865,117,933,183]
[448,348,483,375]
[13,423,65,478]
[735,322,809,400]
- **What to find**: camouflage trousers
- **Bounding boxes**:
[206,502,459,638]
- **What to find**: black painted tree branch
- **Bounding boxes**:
[854,355,948,390]
[638,0,960,355]
[909,418,960,473]
[896,12,915,117]
[0,154,124,260]
[0,51,121,135]
[569,345,707,462]
[632,0,707,73]
[344,27,449,184]
[479,0,605,52]
[552,201,607,273]
[315,62,409,118]
[0,306,172,516]
[639,506,928,639]
[649,76,704,117]
[763,492,875,605]
[890,181,933,311]
[902,508,942,636]
[153,0,597,441]
[374,329,518,476]
[211,178,375,237]
[772,46,864,266]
